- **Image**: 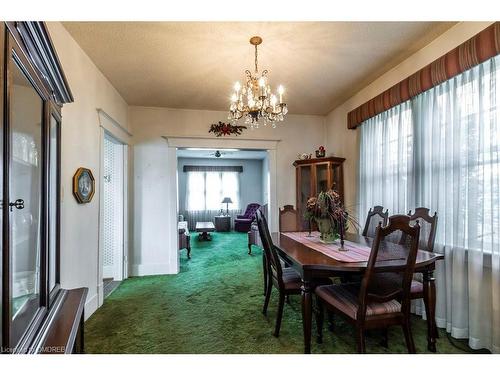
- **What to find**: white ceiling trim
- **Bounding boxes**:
[163,135,280,150]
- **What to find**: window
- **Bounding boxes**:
[359,54,500,252]
[186,171,240,211]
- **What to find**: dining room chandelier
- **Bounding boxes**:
[229,36,288,128]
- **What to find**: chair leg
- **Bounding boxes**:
[273,292,286,337]
[327,311,334,332]
[315,297,324,344]
[262,255,268,296]
[356,326,366,354]
[422,292,439,339]
[286,295,290,304]
[381,328,389,348]
[402,319,416,354]
[248,243,252,254]
[262,279,272,315]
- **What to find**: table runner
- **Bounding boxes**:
[281,232,403,263]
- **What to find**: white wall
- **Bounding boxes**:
[325,22,494,229]
[46,22,130,318]
[129,106,325,275]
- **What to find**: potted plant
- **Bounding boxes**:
[304,189,356,245]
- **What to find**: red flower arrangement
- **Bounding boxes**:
[209,121,247,137]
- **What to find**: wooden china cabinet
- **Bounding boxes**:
[293,156,345,230]
[1,22,88,354]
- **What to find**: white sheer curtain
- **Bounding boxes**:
[359,55,500,353]
[358,100,413,218]
[184,171,241,229]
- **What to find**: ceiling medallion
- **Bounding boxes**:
[228,36,288,129]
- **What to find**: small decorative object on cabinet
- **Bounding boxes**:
[1,22,87,354]
[315,145,326,158]
[297,153,312,160]
[73,167,96,203]
[293,156,345,230]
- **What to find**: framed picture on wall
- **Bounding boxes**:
[73,167,95,204]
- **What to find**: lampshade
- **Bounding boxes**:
[221,197,233,204]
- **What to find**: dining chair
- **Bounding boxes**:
[362,206,389,237]
[279,205,299,232]
[393,207,439,340]
[315,215,421,353]
[256,209,331,337]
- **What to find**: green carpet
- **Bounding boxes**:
[85,231,466,354]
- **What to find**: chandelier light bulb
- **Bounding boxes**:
[270,94,277,106]
[234,81,241,92]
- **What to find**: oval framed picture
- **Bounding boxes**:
[73,167,95,204]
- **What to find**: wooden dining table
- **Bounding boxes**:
[271,231,444,354]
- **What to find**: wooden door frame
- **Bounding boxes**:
[97,111,131,307]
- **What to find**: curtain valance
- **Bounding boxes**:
[183,165,243,173]
[348,22,500,129]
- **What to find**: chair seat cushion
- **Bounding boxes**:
[411,279,423,294]
[315,283,401,320]
[281,268,302,290]
[235,218,252,223]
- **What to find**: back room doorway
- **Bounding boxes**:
[101,131,126,298]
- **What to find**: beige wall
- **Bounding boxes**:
[46,22,129,318]
[129,106,325,274]
[325,21,494,228]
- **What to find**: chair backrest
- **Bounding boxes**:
[407,207,437,252]
[256,209,284,286]
[244,203,261,219]
[362,205,389,237]
[358,215,420,321]
[279,205,299,232]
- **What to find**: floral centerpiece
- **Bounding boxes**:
[304,189,357,245]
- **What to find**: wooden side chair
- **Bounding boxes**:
[401,208,438,337]
[256,210,330,337]
[315,215,421,353]
[279,205,299,232]
[362,205,389,237]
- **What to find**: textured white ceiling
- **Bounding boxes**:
[63,22,456,115]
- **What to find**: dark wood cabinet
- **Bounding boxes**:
[293,157,345,230]
[1,22,87,354]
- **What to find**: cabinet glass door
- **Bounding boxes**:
[48,115,59,293]
[316,163,329,193]
[299,165,312,229]
[331,164,343,202]
[9,56,43,343]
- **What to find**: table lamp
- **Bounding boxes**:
[221,197,233,215]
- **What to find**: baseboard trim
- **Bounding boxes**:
[131,263,177,276]
[84,292,99,320]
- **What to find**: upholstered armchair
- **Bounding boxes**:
[234,203,261,232]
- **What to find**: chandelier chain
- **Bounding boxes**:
[254,44,258,73]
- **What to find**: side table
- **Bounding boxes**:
[214,215,231,232]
